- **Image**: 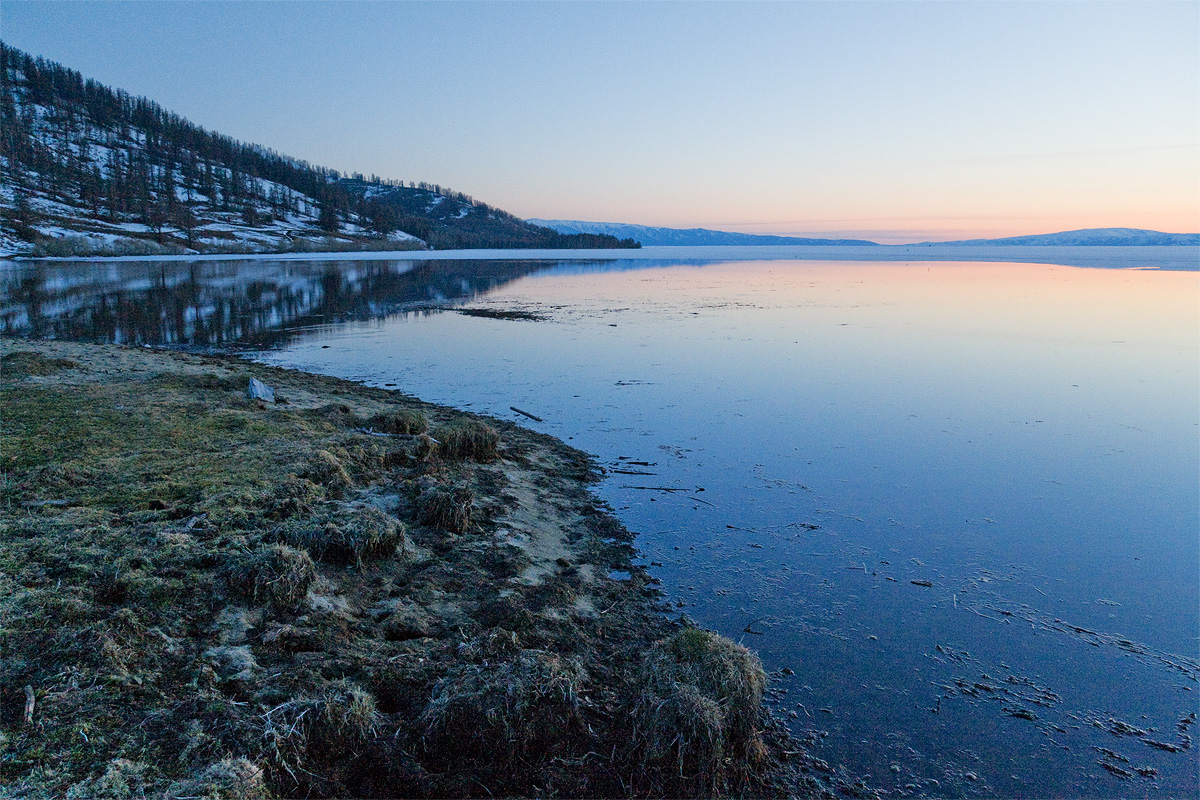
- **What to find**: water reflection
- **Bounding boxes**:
[2,254,1196,797]
[250,258,1198,798]
[0,258,571,347]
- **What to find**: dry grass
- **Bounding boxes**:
[420,648,587,762]
[275,506,410,564]
[231,544,317,608]
[165,758,272,800]
[632,628,768,794]
[1,350,78,377]
[417,484,473,534]
[304,449,352,497]
[369,408,428,435]
[434,419,500,462]
[0,341,805,800]
[264,680,380,787]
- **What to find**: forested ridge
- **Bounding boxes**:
[0,42,639,256]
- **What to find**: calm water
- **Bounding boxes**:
[3,247,1197,797]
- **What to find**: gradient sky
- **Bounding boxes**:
[2,0,1197,243]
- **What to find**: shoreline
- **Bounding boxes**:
[3,243,1196,270]
[0,338,869,798]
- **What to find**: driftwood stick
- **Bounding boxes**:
[23,685,35,724]
[510,406,543,422]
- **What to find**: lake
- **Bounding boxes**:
[3,245,1197,797]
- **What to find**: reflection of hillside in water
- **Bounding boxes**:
[0,259,564,348]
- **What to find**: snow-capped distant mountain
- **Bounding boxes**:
[528,220,879,247]
[919,228,1199,246]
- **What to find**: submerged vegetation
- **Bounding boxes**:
[0,339,852,798]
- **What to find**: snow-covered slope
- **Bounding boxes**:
[0,46,427,259]
[0,44,633,257]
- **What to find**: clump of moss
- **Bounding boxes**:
[304,449,352,498]
[420,649,586,763]
[417,485,473,534]
[276,506,409,564]
[369,408,427,435]
[631,628,768,793]
[434,419,499,462]
[1,350,77,377]
[230,544,317,608]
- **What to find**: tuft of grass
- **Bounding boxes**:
[416,485,473,534]
[433,419,499,462]
[1,351,78,378]
[368,408,427,435]
[230,544,317,608]
[414,433,438,463]
[420,649,586,763]
[267,475,324,519]
[631,628,768,793]
[65,758,151,799]
[304,450,352,498]
[265,680,379,774]
[276,506,409,564]
[165,758,272,800]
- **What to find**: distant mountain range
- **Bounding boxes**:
[527,220,878,247]
[532,221,1199,248]
[915,228,1199,247]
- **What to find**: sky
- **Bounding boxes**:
[1,0,1197,243]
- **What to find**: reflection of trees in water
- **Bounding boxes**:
[0,259,575,348]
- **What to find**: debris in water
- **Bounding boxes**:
[1139,738,1184,753]
[509,406,543,422]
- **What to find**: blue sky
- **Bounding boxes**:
[2,0,1197,242]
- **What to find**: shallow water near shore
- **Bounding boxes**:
[3,247,1197,797]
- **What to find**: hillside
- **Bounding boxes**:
[918,227,1200,247]
[0,43,637,258]
[530,219,879,246]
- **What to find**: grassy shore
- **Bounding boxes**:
[0,339,866,798]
